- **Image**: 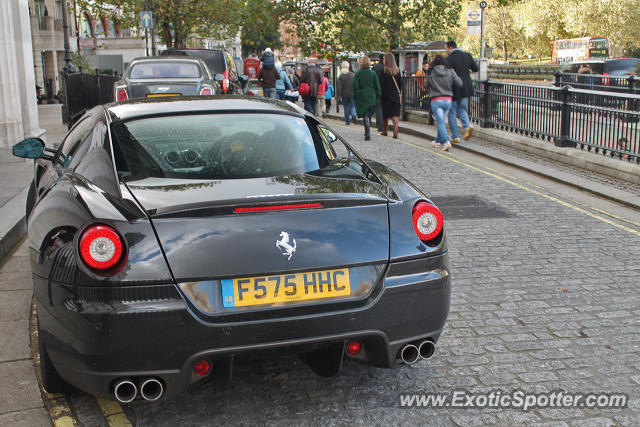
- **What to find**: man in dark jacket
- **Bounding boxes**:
[445,40,478,141]
[372,54,385,131]
[300,58,323,114]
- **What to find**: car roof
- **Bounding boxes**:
[105,96,308,121]
[129,56,206,64]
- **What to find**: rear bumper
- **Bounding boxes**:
[35,252,450,399]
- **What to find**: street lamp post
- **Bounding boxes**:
[61,0,73,72]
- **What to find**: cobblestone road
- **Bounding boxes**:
[108,121,639,425]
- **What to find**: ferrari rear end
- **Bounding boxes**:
[34,99,450,402]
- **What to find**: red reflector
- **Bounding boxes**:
[79,225,125,270]
[200,87,213,95]
[234,203,323,213]
[412,201,444,243]
[193,360,211,376]
[116,89,128,101]
[346,341,361,356]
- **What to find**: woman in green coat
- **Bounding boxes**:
[353,56,380,140]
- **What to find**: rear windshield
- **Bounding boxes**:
[129,62,201,79]
[606,59,640,76]
[111,113,326,180]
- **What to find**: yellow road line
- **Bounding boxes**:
[96,398,133,427]
[394,136,640,237]
[30,297,78,427]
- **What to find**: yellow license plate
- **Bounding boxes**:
[222,269,350,308]
[146,93,181,97]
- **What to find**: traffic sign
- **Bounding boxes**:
[140,11,153,29]
[480,1,487,8]
[467,9,481,35]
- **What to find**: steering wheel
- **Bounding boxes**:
[217,133,260,176]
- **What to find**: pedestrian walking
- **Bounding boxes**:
[353,55,380,140]
[425,55,462,152]
[317,73,329,117]
[258,48,280,99]
[415,58,430,110]
[379,52,402,138]
[445,40,478,142]
[372,54,385,131]
[325,76,334,115]
[300,58,323,114]
[336,60,357,125]
[284,67,299,103]
[275,61,293,100]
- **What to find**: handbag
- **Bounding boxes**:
[298,82,311,97]
[392,75,402,106]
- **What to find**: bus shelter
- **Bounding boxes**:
[393,41,446,75]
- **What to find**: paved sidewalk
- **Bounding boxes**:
[0,104,67,426]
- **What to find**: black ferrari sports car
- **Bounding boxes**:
[13,96,450,402]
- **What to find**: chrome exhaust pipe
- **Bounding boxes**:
[140,378,164,402]
[399,344,420,364]
[113,379,137,403]
[418,340,436,360]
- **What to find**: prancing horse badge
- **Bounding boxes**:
[276,231,296,260]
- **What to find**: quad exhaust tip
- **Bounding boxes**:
[399,344,420,365]
[113,379,137,404]
[418,340,436,360]
[140,378,164,401]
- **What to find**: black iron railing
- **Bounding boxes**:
[402,76,639,163]
[60,69,118,128]
[555,72,639,94]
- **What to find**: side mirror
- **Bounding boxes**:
[214,73,225,82]
[239,74,249,88]
[12,138,45,159]
[320,128,338,144]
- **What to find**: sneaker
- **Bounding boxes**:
[431,141,442,148]
[463,127,473,140]
[443,141,452,151]
[452,138,460,144]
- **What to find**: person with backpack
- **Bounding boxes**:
[316,72,329,117]
[275,61,293,100]
[324,74,334,115]
[258,48,279,99]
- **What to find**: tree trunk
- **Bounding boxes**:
[503,40,507,62]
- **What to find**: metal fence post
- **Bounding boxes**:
[628,75,637,95]
[401,77,407,121]
[481,80,491,128]
[555,85,573,147]
[554,71,563,87]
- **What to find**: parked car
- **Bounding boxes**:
[161,48,246,94]
[12,97,450,402]
[244,78,263,96]
[561,58,640,76]
[113,57,219,101]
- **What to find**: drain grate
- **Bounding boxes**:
[429,195,512,220]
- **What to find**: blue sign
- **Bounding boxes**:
[140,11,153,29]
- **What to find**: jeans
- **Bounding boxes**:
[276,89,286,100]
[447,97,470,139]
[342,97,356,123]
[264,88,277,99]
[431,99,452,143]
[304,96,317,114]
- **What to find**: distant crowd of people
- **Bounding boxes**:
[257,40,479,150]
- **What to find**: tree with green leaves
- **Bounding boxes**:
[281,0,461,56]
[241,0,284,56]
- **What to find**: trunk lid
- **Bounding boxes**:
[125,174,390,281]
[127,79,202,97]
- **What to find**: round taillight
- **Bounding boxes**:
[193,360,211,376]
[412,201,444,243]
[346,341,362,356]
[115,88,128,101]
[79,225,125,270]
